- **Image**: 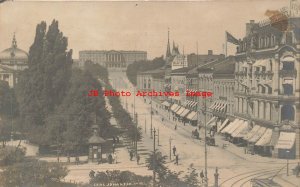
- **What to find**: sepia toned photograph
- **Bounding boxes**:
[0,0,300,186]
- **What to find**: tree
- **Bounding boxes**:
[126,56,165,86]
[0,159,69,187]
[84,61,109,83]
[0,146,26,166]
[183,164,200,187]
[16,20,73,144]
[0,80,18,118]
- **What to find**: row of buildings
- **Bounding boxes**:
[137,17,300,159]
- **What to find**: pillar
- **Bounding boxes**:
[273,55,279,95]
[266,102,270,121]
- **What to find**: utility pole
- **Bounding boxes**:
[157,128,160,146]
[135,113,138,158]
[153,128,156,187]
[204,97,208,187]
[169,137,173,160]
[145,117,147,133]
[150,96,153,138]
[133,87,136,122]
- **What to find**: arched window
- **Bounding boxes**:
[281,105,294,121]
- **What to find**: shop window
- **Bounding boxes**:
[281,105,294,121]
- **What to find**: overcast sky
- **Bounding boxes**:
[0,0,289,59]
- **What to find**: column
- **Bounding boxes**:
[265,102,270,120]
[273,55,279,95]
[295,128,300,159]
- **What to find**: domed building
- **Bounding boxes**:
[0,34,28,87]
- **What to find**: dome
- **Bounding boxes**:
[0,34,28,60]
[0,47,28,60]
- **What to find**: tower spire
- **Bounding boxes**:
[12,33,17,48]
[166,28,171,59]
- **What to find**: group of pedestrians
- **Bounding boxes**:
[129,150,140,164]
[107,152,118,164]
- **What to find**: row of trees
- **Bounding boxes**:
[126,56,166,86]
[13,20,111,156]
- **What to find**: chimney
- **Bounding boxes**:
[208,50,213,55]
[246,20,255,36]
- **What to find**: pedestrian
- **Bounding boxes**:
[89,170,95,178]
[108,154,113,164]
[114,152,118,164]
[113,136,116,143]
[137,154,140,165]
[175,154,179,165]
[175,124,177,130]
[173,146,176,156]
[130,150,134,161]
[200,170,204,183]
[116,136,120,143]
[112,143,115,153]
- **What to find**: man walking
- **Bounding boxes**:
[173,146,177,156]
[130,150,134,161]
[175,154,179,165]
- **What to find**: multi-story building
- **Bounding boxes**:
[211,57,236,124]
[0,34,28,87]
[233,18,300,159]
[79,50,147,70]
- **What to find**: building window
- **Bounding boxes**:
[261,86,266,94]
[281,105,294,121]
[282,61,294,70]
[283,84,293,95]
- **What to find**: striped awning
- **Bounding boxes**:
[248,126,267,143]
[275,132,296,149]
[180,108,190,117]
[174,106,182,113]
[255,128,273,146]
[218,119,229,133]
[243,125,260,141]
[186,111,197,121]
[191,101,198,108]
[221,119,239,134]
[176,107,186,115]
[170,104,179,112]
[231,121,248,138]
[227,119,243,135]
[162,101,171,107]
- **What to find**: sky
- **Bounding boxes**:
[0,0,289,59]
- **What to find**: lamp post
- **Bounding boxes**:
[150,96,153,138]
[286,150,290,176]
[153,128,156,187]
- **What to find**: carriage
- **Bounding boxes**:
[205,136,215,146]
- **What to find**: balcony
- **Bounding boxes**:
[279,69,297,77]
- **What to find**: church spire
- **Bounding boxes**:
[166,28,171,58]
[12,33,17,48]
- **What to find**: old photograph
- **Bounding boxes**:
[0,0,300,186]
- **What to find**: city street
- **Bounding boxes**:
[109,71,300,187]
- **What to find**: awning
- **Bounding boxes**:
[275,132,296,149]
[176,107,186,115]
[248,127,267,143]
[186,111,197,121]
[180,108,190,117]
[218,119,229,133]
[227,119,243,135]
[170,104,178,111]
[162,101,171,107]
[255,128,273,146]
[190,101,198,108]
[234,122,251,138]
[221,119,239,134]
[243,125,260,140]
[209,101,217,109]
[231,121,248,138]
[174,106,182,113]
[206,117,217,129]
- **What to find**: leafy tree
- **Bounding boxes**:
[89,170,151,186]
[0,146,26,166]
[126,56,165,86]
[0,119,11,147]
[84,61,109,83]
[16,20,73,144]
[0,159,69,187]
[183,164,200,187]
[0,80,18,117]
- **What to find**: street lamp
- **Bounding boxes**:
[286,150,290,176]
